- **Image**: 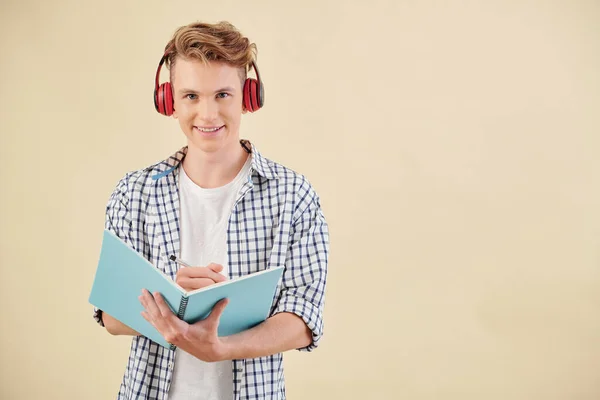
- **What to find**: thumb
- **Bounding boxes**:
[207,298,229,325]
[207,263,224,273]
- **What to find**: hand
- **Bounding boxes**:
[139,289,230,362]
[175,263,228,292]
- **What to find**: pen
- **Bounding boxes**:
[169,255,192,268]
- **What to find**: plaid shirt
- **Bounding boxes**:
[93,141,329,399]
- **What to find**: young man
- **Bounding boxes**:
[92,21,329,399]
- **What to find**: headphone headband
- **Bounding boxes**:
[155,52,168,91]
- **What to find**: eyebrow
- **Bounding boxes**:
[178,87,236,94]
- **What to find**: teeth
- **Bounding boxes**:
[197,126,221,132]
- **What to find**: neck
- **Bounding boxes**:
[182,141,249,189]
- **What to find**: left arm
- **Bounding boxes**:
[139,292,312,362]
[223,186,329,358]
[220,312,313,360]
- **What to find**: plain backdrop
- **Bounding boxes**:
[1,0,599,399]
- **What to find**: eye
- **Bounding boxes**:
[185,94,198,100]
[216,92,230,99]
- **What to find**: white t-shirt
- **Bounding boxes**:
[168,155,252,400]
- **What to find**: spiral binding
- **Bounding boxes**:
[169,296,189,351]
[177,296,189,319]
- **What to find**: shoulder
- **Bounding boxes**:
[257,152,322,219]
[108,165,157,202]
[271,161,316,195]
[107,147,186,206]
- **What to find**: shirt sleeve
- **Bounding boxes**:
[272,185,330,352]
[93,173,134,327]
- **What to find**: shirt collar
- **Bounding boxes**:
[150,140,278,181]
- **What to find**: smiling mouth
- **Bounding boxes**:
[195,125,224,133]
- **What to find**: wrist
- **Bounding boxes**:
[218,336,238,361]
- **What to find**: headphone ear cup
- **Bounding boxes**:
[258,80,264,108]
[243,78,253,112]
[155,82,174,116]
[243,78,262,112]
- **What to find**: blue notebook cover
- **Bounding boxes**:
[89,229,284,349]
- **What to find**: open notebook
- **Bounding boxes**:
[89,229,284,349]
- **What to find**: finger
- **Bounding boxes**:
[184,267,227,283]
[184,267,223,281]
[207,263,223,273]
[177,277,216,291]
[139,289,160,317]
[175,268,185,280]
[140,302,158,329]
[138,291,148,308]
[206,264,227,282]
[207,264,228,282]
[138,289,150,309]
[207,298,229,325]
[141,311,152,324]
[153,292,175,318]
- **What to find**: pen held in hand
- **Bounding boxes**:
[169,255,192,268]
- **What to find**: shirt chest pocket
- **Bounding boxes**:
[226,217,281,277]
[144,211,178,280]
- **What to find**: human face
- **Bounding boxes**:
[171,58,245,155]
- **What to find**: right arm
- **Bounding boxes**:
[93,173,139,334]
[93,173,226,336]
[101,312,141,336]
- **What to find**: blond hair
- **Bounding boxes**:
[163,21,257,85]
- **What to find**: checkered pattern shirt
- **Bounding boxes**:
[92,141,329,399]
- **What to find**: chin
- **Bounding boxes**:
[186,135,227,154]
[189,139,221,153]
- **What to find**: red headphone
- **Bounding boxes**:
[153,49,264,116]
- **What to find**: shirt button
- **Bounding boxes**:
[168,362,174,370]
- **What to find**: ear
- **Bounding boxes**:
[172,109,178,119]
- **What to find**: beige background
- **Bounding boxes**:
[1,0,599,399]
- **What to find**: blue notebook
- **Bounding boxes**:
[88,229,284,349]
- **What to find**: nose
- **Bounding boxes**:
[198,98,218,122]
